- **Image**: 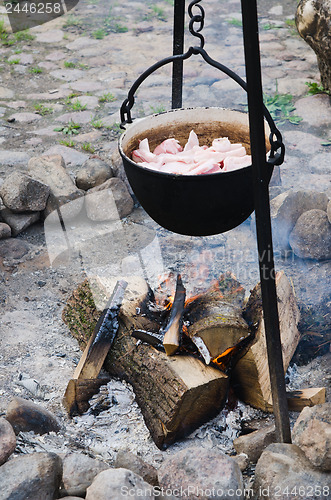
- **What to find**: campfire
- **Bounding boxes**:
[62,271,326,450]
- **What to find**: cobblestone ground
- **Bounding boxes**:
[0,0,330,472]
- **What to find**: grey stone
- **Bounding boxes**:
[310,152,331,174]
[61,497,83,500]
[8,53,33,65]
[42,146,88,166]
[74,130,102,144]
[85,178,134,221]
[277,77,307,96]
[233,425,276,463]
[29,126,58,137]
[60,452,108,497]
[66,37,99,51]
[294,95,331,127]
[0,171,50,212]
[6,397,62,435]
[289,209,331,260]
[268,5,283,15]
[71,95,99,109]
[0,222,11,239]
[38,61,57,70]
[232,454,249,472]
[76,158,114,190]
[292,403,331,471]
[27,89,71,100]
[68,79,104,92]
[254,444,331,499]
[0,418,16,466]
[56,110,94,124]
[110,147,123,176]
[3,100,26,109]
[115,450,158,486]
[35,29,64,43]
[8,112,42,123]
[271,190,329,248]
[158,447,244,499]
[86,468,155,500]
[0,208,40,236]
[46,50,66,61]
[0,238,30,259]
[0,86,14,99]
[0,452,62,500]
[0,151,30,165]
[50,69,85,82]
[28,154,84,219]
[327,200,331,223]
[284,131,324,155]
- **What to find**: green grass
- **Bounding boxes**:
[104,8,128,33]
[64,61,76,68]
[65,92,81,101]
[145,5,167,22]
[34,104,53,115]
[105,122,123,135]
[305,81,330,96]
[226,18,242,27]
[81,142,95,153]
[14,29,35,42]
[54,121,81,135]
[98,92,116,103]
[262,23,283,30]
[60,138,75,147]
[68,99,87,111]
[92,29,106,39]
[285,19,296,27]
[8,58,20,64]
[150,104,166,114]
[91,119,104,128]
[29,67,43,74]
[63,15,83,28]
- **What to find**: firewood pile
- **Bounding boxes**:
[62,271,326,449]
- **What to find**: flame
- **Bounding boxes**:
[154,273,176,309]
[211,345,238,371]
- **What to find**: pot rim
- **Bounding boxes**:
[119,106,271,179]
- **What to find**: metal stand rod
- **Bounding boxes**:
[240,0,291,443]
[172,0,185,108]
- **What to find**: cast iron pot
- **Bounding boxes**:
[119,107,273,236]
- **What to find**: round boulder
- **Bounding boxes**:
[292,403,331,472]
[0,418,16,466]
[289,209,331,260]
[158,446,244,499]
[76,158,114,191]
[0,171,50,212]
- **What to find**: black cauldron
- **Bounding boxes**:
[119,107,273,236]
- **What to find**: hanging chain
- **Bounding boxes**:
[188,0,205,48]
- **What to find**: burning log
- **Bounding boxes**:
[184,274,251,365]
[162,274,186,355]
[232,271,301,411]
[63,276,229,449]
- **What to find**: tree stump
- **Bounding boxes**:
[296,0,331,92]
